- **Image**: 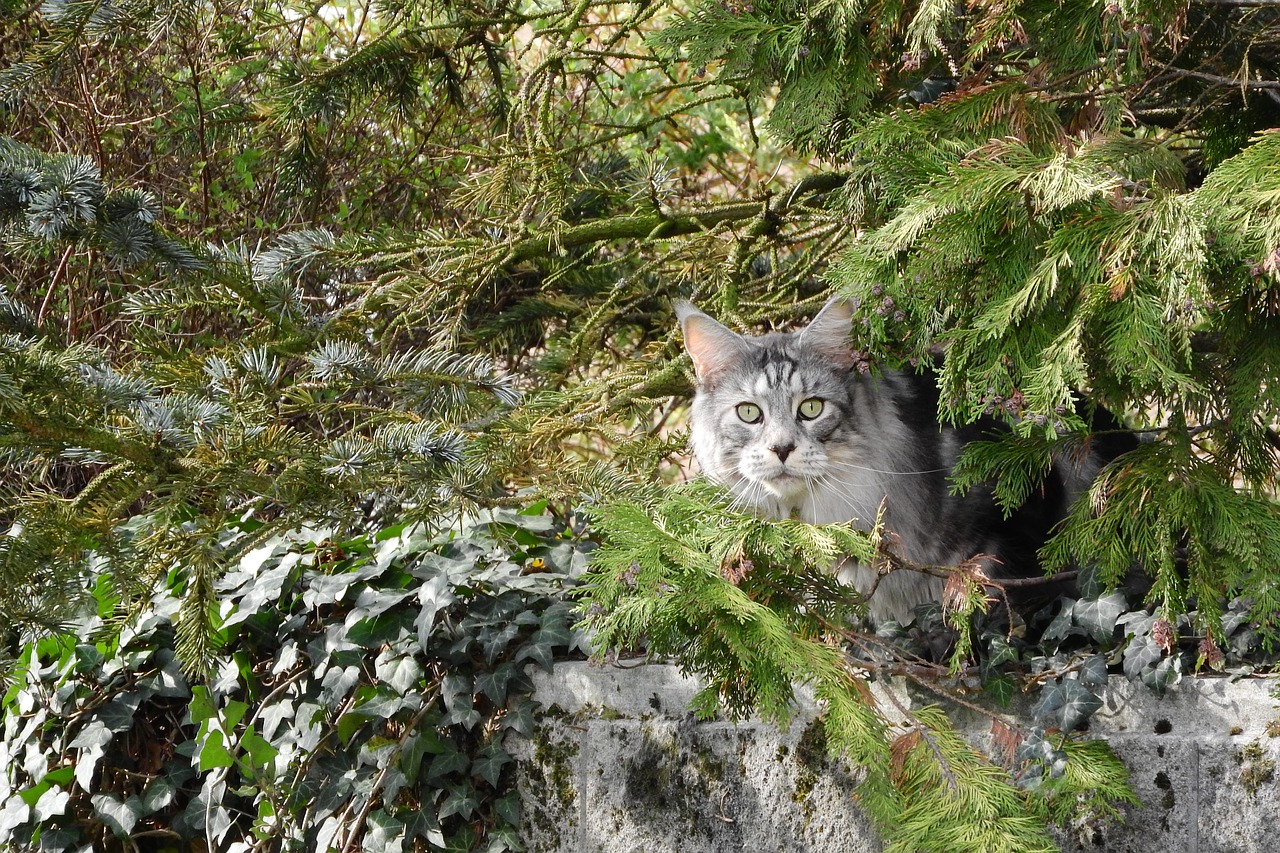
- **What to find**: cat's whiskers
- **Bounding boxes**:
[824,459,951,477]
[810,472,879,526]
[725,477,767,515]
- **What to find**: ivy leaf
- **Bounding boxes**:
[502,699,537,737]
[494,791,521,828]
[400,733,430,785]
[985,673,1015,707]
[223,560,296,627]
[1040,599,1077,643]
[1055,679,1102,731]
[481,622,522,664]
[438,783,479,821]
[353,685,408,721]
[321,664,361,705]
[1079,653,1109,687]
[94,692,141,732]
[375,650,423,695]
[198,729,235,771]
[69,720,112,791]
[1072,591,1127,644]
[515,639,555,672]
[441,675,480,729]
[344,587,413,627]
[346,611,413,648]
[1122,634,1164,681]
[240,729,278,770]
[1142,655,1183,695]
[472,743,510,787]
[0,795,30,837]
[33,786,69,822]
[363,808,406,853]
[141,775,177,812]
[415,573,456,648]
[91,793,144,837]
[303,572,359,608]
[987,635,1018,668]
[427,749,470,781]
[475,663,516,705]
[74,644,104,673]
[1030,681,1064,726]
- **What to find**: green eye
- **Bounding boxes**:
[735,402,762,424]
[798,398,824,420]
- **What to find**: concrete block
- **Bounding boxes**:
[512,663,1280,853]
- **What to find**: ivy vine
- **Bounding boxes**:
[0,505,589,852]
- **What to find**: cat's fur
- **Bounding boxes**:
[676,298,1130,624]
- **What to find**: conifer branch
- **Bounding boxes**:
[504,174,848,264]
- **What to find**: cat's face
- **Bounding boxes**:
[677,299,861,509]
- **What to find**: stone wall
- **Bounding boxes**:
[510,662,1280,853]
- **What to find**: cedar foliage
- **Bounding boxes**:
[2,0,1280,850]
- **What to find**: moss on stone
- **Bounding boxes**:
[1236,740,1276,794]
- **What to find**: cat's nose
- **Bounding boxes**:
[770,443,795,463]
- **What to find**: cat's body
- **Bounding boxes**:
[677,298,1129,624]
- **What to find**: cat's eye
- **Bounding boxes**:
[797,398,825,420]
[735,402,762,424]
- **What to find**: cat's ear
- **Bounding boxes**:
[800,297,856,368]
[675,301,750,384]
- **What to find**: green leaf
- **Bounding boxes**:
[427,749,470,781]
[338,711,370,746]
[375,651,423,695]
[95,692,141,732]
[472,743,510,787]
[1055,679,1102,731]
[197,729,235,771]
[985,673,1015,707]
[1079,654,1109,687]
[1072,591,1127,644]
[42,767,75,787]
[91,793,143,837]
[141,775,177,812]
[493,791,521,828]
[240,729,279,770]
[1122,634,1164,681]
[414,573,456,648]
[438,783,479,821]
[189,685,218,726]
[221,699,250,731]
[362,808,406,853]
[347,611,413,648]
[475,663,516,705]
[33,786,69,822]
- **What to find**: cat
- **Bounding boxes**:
[676,297,1132,625]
